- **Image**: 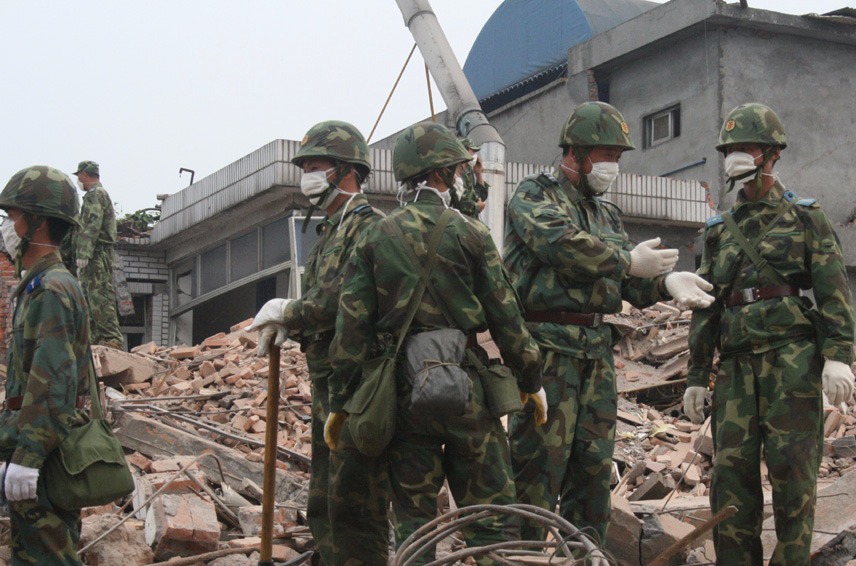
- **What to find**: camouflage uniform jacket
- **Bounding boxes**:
[687,181,855,387]
[75,182,117,260]
[282,194,381,340]
[329,190,542,413]
[457,164,489,218]
[0,251,91,468]
[504,170,668,359]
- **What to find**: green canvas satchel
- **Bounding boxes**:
[344,211,455,456]
[43,361,134,511]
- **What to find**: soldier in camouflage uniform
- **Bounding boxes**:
[504,101,713,551]
[0,166,92,565]
[246,121,386,565]
[329,122,546,564]
[72,161,123,349]
[455,138,490,219]
[685,103,855,565]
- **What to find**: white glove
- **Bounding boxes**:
[822,359,855,407]
[683,386,707,424]
[76,258,89,271]
[5,463,39,501]
[245,298,293,356]
[665,272,715,309]
[628,238,679,278]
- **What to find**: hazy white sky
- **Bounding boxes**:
[1,0,849,215]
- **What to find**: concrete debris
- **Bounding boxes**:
[79,513,154,566]
[603,300,856,564]
[145,491,220,561]
[0,301,851,563]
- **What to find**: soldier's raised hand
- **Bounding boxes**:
[628,238,679,278]
[245,298,293,356]
[665,272,715,309]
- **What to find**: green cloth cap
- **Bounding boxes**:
[74,160,99,176]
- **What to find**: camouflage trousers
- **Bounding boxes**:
[79,246,122,347]
[388,365,518,565]
[8,473,81,565]
[329,419,390,565]
[509,350,616,547]
[711,338,822,566]
[306,351,334,565]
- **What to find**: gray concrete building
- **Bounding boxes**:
[456,0,856,271]
[112,0,856,346]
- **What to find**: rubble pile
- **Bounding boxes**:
[73,318,314,564]
[602,301,856,565]
[1,304,854,564]
[97,318,313,470]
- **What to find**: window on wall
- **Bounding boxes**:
[262,217,290,269]
[230,230,258,282]
[200,244,227,295]
[644,105,681,149]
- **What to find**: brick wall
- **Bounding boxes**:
[117,239,170,347]
[0,253,18,360]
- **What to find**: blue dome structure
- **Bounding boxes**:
[463,0,656,110]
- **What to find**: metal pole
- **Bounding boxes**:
[258,338,281,566]
[395,0,508,253]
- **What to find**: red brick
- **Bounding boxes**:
[144,493,219,560]
[237,504,298,536]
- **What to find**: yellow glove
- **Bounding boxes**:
[324,412,348,451]
[520,387,548,427]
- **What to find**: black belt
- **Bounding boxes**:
[724,285,801,309]
[4,396,87,411]
[523,310,603,328]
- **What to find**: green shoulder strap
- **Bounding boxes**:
[389,208,459,330]
[720,196,795,287]
[88,354,104,421]
[389,208,455,355]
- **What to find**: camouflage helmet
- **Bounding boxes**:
[393,122,471,183]
[291,120,371,170]
[0,165,80,226]
[716,103,787,153]
[559,101,635,151]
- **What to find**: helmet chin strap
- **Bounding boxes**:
[572,147,594,195]
[301,163,349,234]
[15,214,44,277]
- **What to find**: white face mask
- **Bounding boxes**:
[724,151,759,181]
[300,168,343,209]
[414,185,452,208]
[586,161,619,194]
[76,179,85,191]
[1,216,22,258]
[452,175,465,201]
